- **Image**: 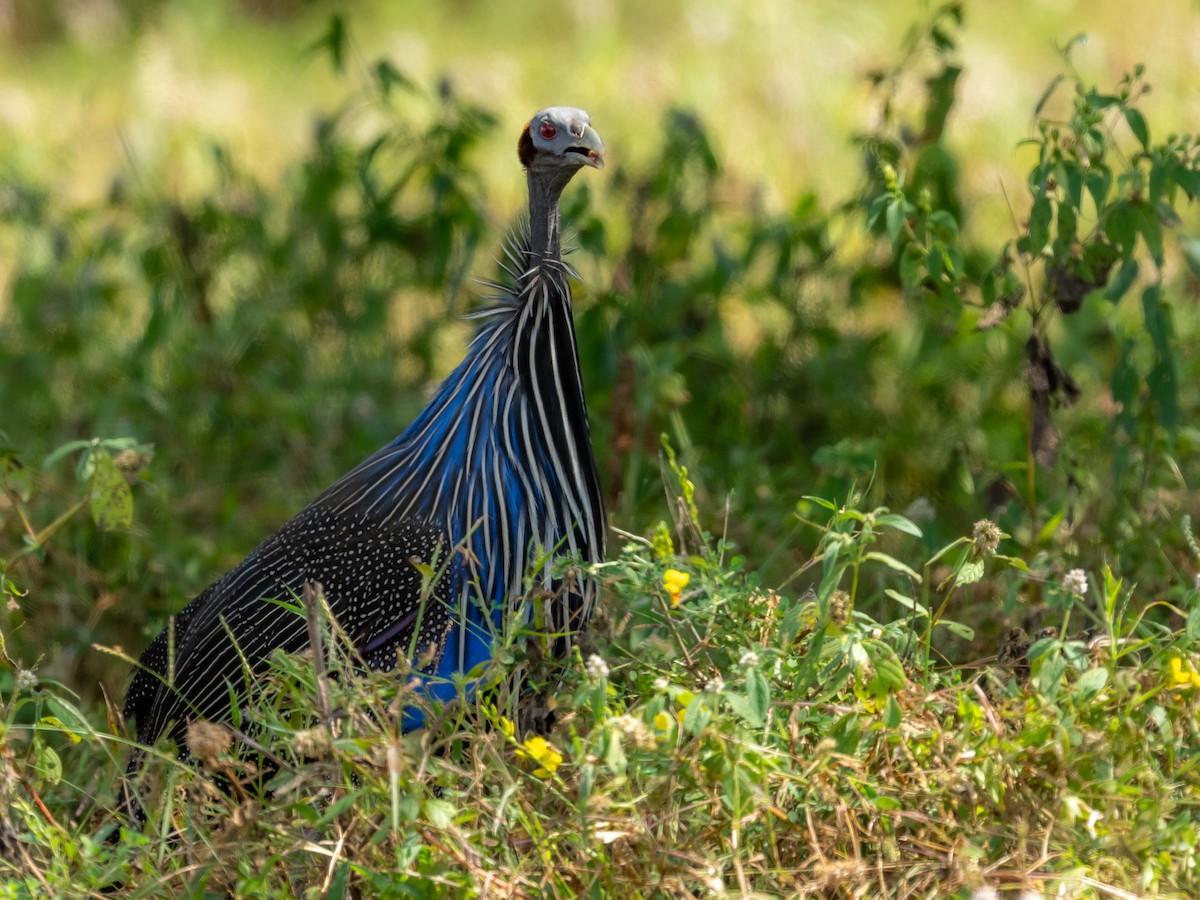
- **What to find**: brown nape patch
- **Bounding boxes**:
[517,123,535,169]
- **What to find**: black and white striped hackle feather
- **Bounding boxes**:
[123,107,607,770]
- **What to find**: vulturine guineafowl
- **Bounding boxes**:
[123,107,607,789]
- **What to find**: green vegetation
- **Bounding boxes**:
[2,2,1200,896]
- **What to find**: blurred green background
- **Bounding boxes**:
[1,0,1199,703]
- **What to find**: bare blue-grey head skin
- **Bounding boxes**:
[519,107,605,260]
[122,106,608,824]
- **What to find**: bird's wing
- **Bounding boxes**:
[126,506,453,749]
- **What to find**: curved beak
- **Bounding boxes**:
[567,124,605,169]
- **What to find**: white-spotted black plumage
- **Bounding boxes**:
[123,107,607,776]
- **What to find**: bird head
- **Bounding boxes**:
[518,107,605,172]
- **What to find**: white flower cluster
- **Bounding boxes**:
[611,714,655,750]
[585,653,610,680]
[1062,568,1089,596]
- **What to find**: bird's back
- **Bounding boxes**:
[123,505,453,749]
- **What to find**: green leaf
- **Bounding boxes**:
[1063,161,1084,208]
[886,198,908,245]
[1084,167,1112,211]
[864,551,922,582]
[954,559,985,587]
[1074,667,1109,700]
[42,439,93,470]
[373,60,414,99]
[885,588,929,617]
[779,600,817,647]
[1028,194,1053,250]
[935,619,975,640]
[1104,257,1138,302]
[422,798,456,828]
[39,715,83,744]
[993,554,1031,573]
[800,496,838,512]
[0,456,32,503]
[882,694,902,729]
[1150,167,1170,210]
[899,242,925,290]
[818,548,844,600]
[306,13,348,72]
[682,696,711,736]
[944,247,964,281]
[865,195,888,231]
[1142,284,1170,353]
[1102,564,1123,626]
[1027,636,1058,662]
[1123,107,1150,149]
[1147,359,1179,437]
[863,639,907,695]
[604,730,627,775]
[89,452,132,532]
[1176,167,1200,199]
[928,209,959,240]
[876,513,924,538]
[1187,606,1200,643]
[1111,338,1138,442]
[327,862,350,900]
[1133,200,1164,263]
[1035,645,1067,697]
[315,791,360,827]
[1104,201,1138,255]
[33,743,62,785]
[1037,508,1067,544]
[926,536,970,567]
[1056,200,1077,245]
[744,668,770,728]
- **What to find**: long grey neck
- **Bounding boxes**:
[526,168,575,263]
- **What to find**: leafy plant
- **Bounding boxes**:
[866,20,1200,584]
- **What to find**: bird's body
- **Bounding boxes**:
[124,107,607,759]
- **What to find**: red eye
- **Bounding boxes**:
[539,121,557,140]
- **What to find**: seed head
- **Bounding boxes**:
[294,726,332,759]
[186,720,231,766]
[829,590,852,627]
[612,714,656,750]
[112,448,150,473]
[972,519,1002,555]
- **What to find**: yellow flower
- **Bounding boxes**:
[499,716,516,741]
[1168,656,1200,690]
[663,569,691,607]
[517,735,563,778]
[653,711,673,741]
